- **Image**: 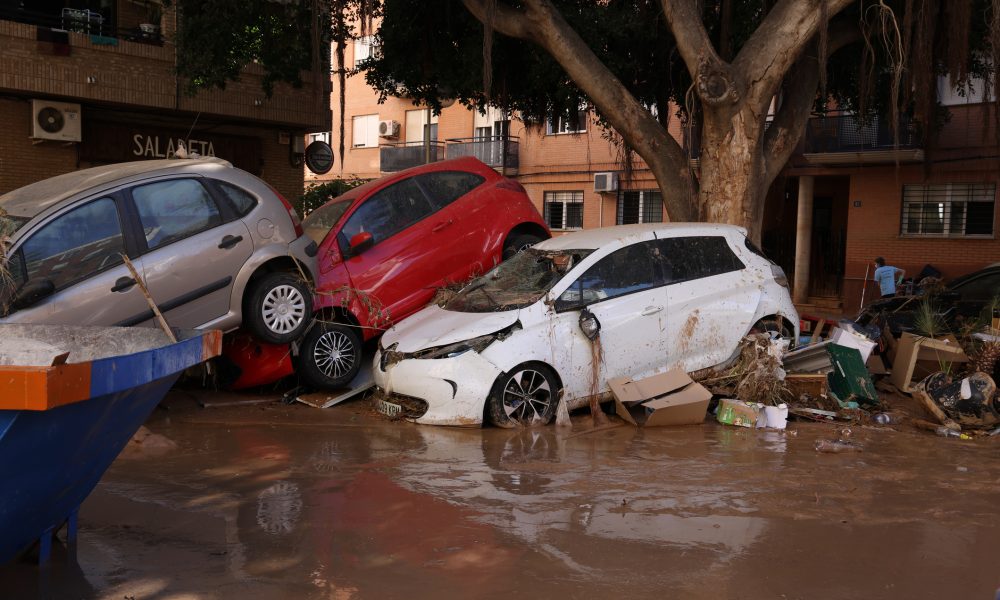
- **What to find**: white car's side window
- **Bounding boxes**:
[558,241,663,307]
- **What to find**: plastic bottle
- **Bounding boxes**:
[873,413,892,425]
[935,426,972,439]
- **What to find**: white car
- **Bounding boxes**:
[373,223,799,427]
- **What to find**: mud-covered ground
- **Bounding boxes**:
[4,389,1000,599]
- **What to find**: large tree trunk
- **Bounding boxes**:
[699,107,769,241]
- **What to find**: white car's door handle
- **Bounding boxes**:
[641,305,663,316]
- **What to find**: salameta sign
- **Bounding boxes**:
[132,135,217,159]
[82,121,263,174]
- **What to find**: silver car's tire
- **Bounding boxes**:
[245,272,313,344]
[488,363,560,428]
[296,321,363,390]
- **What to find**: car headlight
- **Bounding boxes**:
[421,333,500,360]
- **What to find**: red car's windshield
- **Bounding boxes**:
[302,197,354,244]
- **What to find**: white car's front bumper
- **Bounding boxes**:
[372,349,503,427]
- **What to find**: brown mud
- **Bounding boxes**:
[3,389,1000,599]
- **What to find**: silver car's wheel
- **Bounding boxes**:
[262,284,307,335]
[313,329,357,380]
[245,272,314,344]
[489,363,560,428]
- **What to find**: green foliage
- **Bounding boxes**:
[165,0,326,97]
[297,178,368,215]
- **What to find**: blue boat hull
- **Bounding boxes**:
[0,375,179,563]
[0,326,221,565]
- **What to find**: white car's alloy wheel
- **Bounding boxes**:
[501,368,553,423]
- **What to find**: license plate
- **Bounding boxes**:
[377,398,402,417]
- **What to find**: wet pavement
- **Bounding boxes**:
[4,390,1000,599]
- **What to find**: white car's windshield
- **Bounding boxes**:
[445,248,592,313]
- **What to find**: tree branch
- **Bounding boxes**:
[734,0,855,111]
[462,0,696,221]
[461,0,533,39]
[659,0,738,107]
[762,23,861,180]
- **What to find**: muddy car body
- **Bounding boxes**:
[0,159,317,343]
[373,223,799,427]
[295,157,549,389]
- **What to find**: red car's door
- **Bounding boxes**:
[337,177,442,324]
[413,170,498,282]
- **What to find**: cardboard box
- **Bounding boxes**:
[716,398,760,428]
[608,369,712,427]
[785,373,828,398]
[889,333,968,393]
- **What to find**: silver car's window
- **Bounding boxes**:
[215,181,258,217]
[20,197,125,291]
[132,179,222,250]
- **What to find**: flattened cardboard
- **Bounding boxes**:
[609,369,711,427]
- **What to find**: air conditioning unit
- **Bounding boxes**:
[594,171,618,193]
[31,99,82,142]
[378,119,400,139]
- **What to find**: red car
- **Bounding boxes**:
[297,157,550,389]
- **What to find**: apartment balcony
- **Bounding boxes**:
[445,136,519,171]
[379,141,446,172]
[802,114,923,165]
[0,4,164,45]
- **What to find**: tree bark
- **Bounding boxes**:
[462,0,860,238]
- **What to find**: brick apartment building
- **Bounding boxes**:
[311,34,1000,316]
[0,1,330,201]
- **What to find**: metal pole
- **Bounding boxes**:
[860,263,870,310]
[424,106,431,165]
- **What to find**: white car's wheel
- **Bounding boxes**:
[488,363,560,428]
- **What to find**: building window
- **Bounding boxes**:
[617,190,663,225]
[901,183,995,237]
[544,191,584,230]
[352,114,379,148]
[309,132,330,144]
[545,106,588,135]
[354,36,376,67]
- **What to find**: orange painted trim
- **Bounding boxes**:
[201,330,222,361]
[0,364,92,411]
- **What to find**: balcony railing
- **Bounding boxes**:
[804,114,921,153]
[0,4,164,45]
[445,136,519,170]
[379,141,446,172]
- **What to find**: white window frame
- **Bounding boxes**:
[353,35,376,68]
[900,182,996,238]
[352,114,379,148]
[309,132,331,144]
[544,191,584,230]
[545,106,588,135]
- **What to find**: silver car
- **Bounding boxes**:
[0,158,317,343]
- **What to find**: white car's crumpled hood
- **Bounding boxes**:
[381,304,520,353]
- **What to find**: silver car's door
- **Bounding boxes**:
[127,178,253,329]
[1,196,153,327]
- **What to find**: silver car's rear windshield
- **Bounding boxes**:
[445,248,592,313]
[302,198,353,244]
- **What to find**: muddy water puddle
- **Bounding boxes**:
[3,393,1000,599]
